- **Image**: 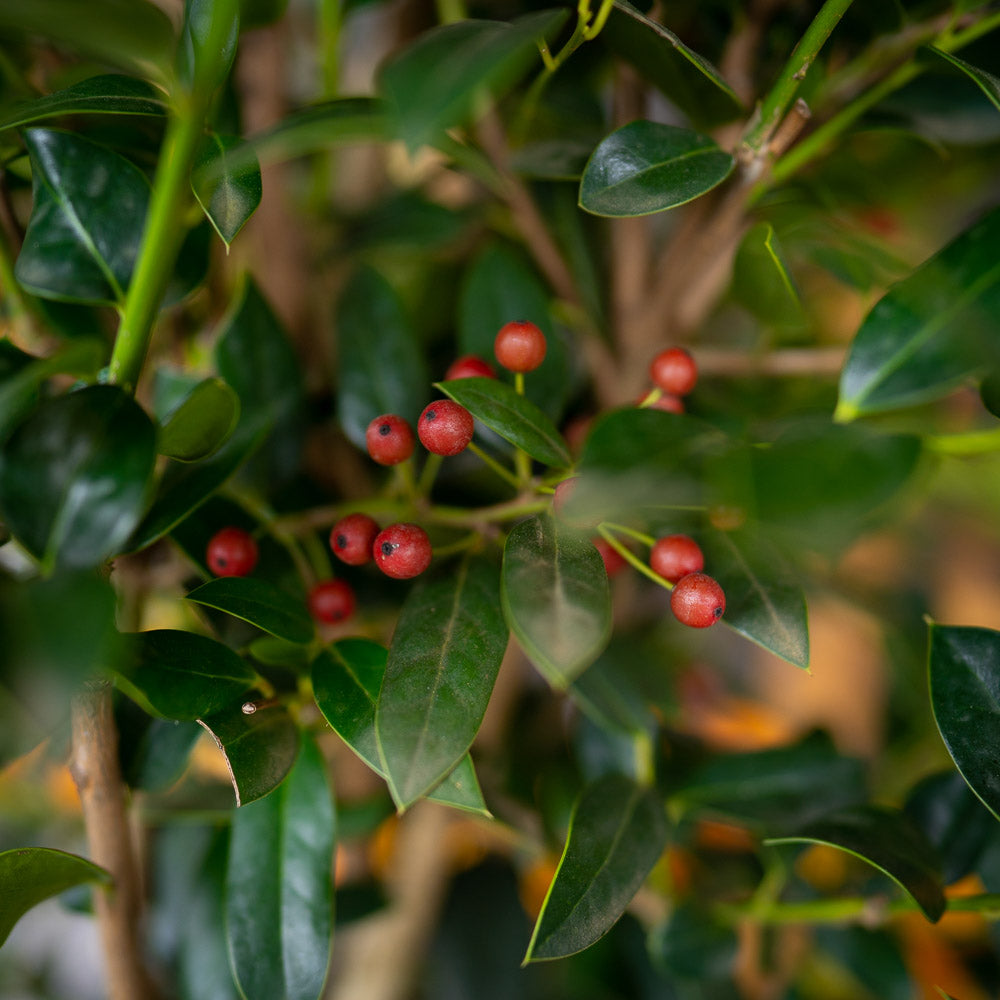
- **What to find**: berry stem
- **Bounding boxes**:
[395,457,419,501]
[596,524,673,591]
[467,441,522,490]
[428,496,550,527]
[417,452,443,496]
[227,487,316,587]
[637,388,663,408]
[514,372,526,396]
[599,521,656,547]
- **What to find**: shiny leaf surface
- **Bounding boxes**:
[158,377,240,462]
[186,577,313,644]
[192,133,262,246]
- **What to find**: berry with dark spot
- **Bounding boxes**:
[670,572,725,628]
[373,523,432,579]
[206,527,258,577]
[418,400,474,456]
[330,513,380,566]
[365,414,415,466]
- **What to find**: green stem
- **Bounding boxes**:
[0,221,34,327]
[417,452,444,496]
[467,441,523,491]
[318,0,342,98]
[597,524,671,590]
[435,0,467,24]
[925,427,1000,456]
[428,496,550,527]
[743,0,857,152]
[600,521,656,547]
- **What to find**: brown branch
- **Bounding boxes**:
[694,345,846,377]
[69,684,157,1000]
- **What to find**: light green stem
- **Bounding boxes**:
[925,427,1000,456]
[597,524,671,591]
[468,441,522,490]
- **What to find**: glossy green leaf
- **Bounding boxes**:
[116,629,258,721]
[186,577,313,645]
[199,701,300,806]
[120,717,201,792]
[192,133,262,247]
[158,377,240,462]
[731,222,803,326]
[600,1,743,129]
[438,377,570,468]
[501,516,612,689]
[216,278,305,484]
[925,46,1000,113]
[0,74,166,132]
[524,774,668,962]
[248,635,313,671]
[336,266,428,449]
[929,623,1000,823]
[672,733,866,831]
[15,129,150,305]
[0,385,156,570]
[226,735,334,1000]
[836,205,1000,418]
[647,903,738,983]
[177,0,240,92]
[311,641,490,815]
[0,0,174,81]
[375,559,508,811]
[766,805,946,922]
[579,121,734,217]
[0,848,110,947]
[378,10,567,152]
[701,526,809,669]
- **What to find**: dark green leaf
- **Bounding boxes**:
[600,1,743,129]
[925,46,1000,113]
[731,222,803,326]
[0,385,156,570]
[579,120,734,217]
[312,641,490,815]
[192,133,262,247]
[672,732,866,832]
[186,577,313,645]
[248,635,313,671]
[378,10,568,152]
[929,623,1000,824]
[121,717,200,792]
[0,74,166,131]
[226,735,334,1000]
[115,629,258,721]
[438,377,570,467]
[836,205,1000,418]
[648,903,738,983]
[501,516,611,689]
[177,0,240,93]
[524,774,668,962]
[701,526,809,669]
[336,266,428,449]
[0,848,110,947]
[199,701,300,806]
[16,129,149,305]
[375,559,508,810]
[158,377,240,462]
[766,805,946,922]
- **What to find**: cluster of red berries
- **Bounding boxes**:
[649,534,725,628]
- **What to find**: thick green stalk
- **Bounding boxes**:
[743,0,857,152]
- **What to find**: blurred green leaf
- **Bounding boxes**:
[226,735,334,1000]
[0,74,166,131]
[199,701,300,806]
[192,133,262,247]
[120,716,200,792]
[579,121,734,217]
[929,623,1000,824]
[158,377,240,462]
[438,377,570,467]
[0,385,156,570]
[837,205,1000,418]
[378,10,567,152]
[600,1,743,129]
[731,222,803,326]
[502,516,611,689]
[116,629,258,721]
[177,0,240,94]
[925,46,1000,113]
[312,641,490,815]
[336,266,428,449]
[15,129,150,305]
[375,559,508,811]
[767,805,946,922]
[248,635,312,671]
[648,903,738,983]
[0,848,110,947]
[524,774,668,962]
[186,577,313,644]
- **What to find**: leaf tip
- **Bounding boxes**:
[833,399,858,423]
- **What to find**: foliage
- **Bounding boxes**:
[1,1,1000,997]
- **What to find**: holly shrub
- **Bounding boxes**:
[2,1,1000,998]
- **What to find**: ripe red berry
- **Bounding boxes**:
[308,579,355,624]
[365,414,415,466]
[593,537,627,577]
[206,527,258,577]
[418,399,475,456]
[650,347,697,397]
[373,523,432,579]
[330,513,380,566]
[670,572,725,628]
[494,320,547,373]
[650,534,704,584]
[444,355,495,380]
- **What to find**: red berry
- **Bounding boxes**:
[365,414,415,466]
[330,513,380,566]
[593,537,627,577]
[418,399,474,456]
[308,579,355,624]
[670,572,725,628]
[551,477,578,517]
[373,523,432,579]
[650,534,704,584]
[494,320,547,373]
[206,527,258,577]
[444,355,495,380]
[650,347,697,396]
